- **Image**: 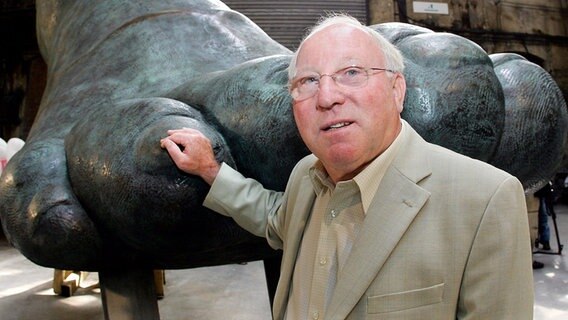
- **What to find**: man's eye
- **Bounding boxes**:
[343,67,363,77]
[301,76,319,85]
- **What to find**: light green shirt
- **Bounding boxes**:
[285,121,406,320]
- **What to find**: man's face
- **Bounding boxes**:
[291,24,406,182]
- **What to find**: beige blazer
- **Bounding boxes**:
[204,123,534,320]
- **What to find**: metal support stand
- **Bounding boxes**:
[535,207,563,256]
[99,268,161,320]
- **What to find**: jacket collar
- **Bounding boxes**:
[326,123,433,319]
[274,123,433,320]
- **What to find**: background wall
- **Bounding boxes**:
[369,0,567,105]
[0,0,44,140]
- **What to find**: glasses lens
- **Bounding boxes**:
[290,67,373,100]
[291,76,319,101]
[336,67,367,87]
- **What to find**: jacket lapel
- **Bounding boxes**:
[326,125,433,320]
[273,173,316,319]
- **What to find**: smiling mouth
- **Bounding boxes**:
[325,122,352,131]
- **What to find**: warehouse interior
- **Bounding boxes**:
[1,1,567,319]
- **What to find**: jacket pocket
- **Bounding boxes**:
[367,283,444,314]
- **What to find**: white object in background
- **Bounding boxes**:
[0,137,26,176]
[413,2,449,15]
[6,137,25,161]
[0,138,7,175]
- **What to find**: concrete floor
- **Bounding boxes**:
[1,205,567,320]
[533,202,568,320]
[0,245,272,320]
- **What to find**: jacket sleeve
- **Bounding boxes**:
[458,176,534,319]
[203,162,285,248]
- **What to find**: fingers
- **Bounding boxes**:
[160,128,221,185]
[165,127,199,138]
[160,138,184,163]
[162,128,204,148]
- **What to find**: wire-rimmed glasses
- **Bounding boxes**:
[289,66,395,101]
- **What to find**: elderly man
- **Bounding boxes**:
[161,14,533,320]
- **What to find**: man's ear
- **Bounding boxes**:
[392,73,406,113]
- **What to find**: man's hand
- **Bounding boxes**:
[160,128,221,185]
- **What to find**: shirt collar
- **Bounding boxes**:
[308,120,407,214]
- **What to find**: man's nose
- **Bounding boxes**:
[316,76,344,109]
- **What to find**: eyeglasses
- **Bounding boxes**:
[289,66,395,101]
